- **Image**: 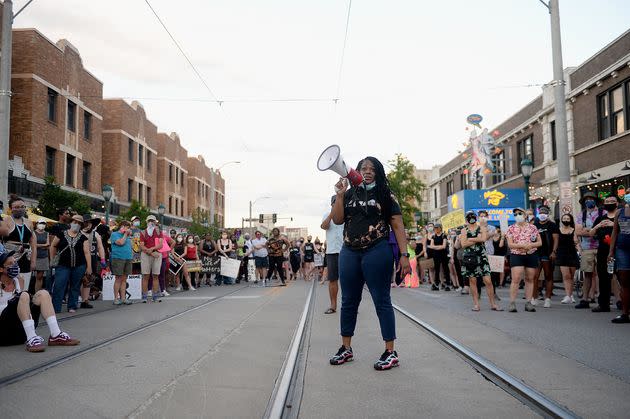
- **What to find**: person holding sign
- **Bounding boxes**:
[217,231,235,285]
[328,156,410,371]
[460,211,501,312]
[139,215,164,303]
[199,232,218,286]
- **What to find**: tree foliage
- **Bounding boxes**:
[386,154,425,227]
[34,177,91,219]
[117,200,152,229]
[188,208,221,239]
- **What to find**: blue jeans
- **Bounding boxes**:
[52,264,87,312]
[339,240,396,341]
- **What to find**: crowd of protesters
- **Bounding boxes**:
[402,191,630,323]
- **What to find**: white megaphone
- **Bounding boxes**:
[317,145,363,186]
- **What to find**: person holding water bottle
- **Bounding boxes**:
[589,196,620,313]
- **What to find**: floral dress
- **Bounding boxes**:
[461,226,491,278]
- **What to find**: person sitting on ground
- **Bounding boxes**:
[0,250,79,352]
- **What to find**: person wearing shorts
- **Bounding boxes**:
[575,191,604,308]
[251,231,268,283]
[110,220,133,305]
[139,215,163,302]
[322,196,344,314]
[506,207,542,313]
[609,194,630,323]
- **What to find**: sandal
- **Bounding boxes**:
[471,306,480,312]
[491,306,504,312]
[324,308,336,314]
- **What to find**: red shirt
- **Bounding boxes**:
[140,229,161,250]
[506,223,539,255]
[185,245,198,260]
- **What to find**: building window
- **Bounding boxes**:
[598,78,630,140]
[180,171,184,187]
[550,121,557,161]
[66,154,75,186]
[175,198,179,216]
[517,136,534,173]
[138,144,144,167]
[181,200,184,215]
[460,171,469,190]
[168,196,172,213]
[138,184,143,204]
[446,179,454,197]
[494,150,506,183]
[198,180,201,196]
[433,188,437,209]
[176,168,179,185]
[147,187,152,208]
[47,89,57,122]
[127,179,133,202]
[128,138,134,161]
[45,147,56,178]
[83,111,92,140]
[67,100,76,132]
[169,164,173,182]
[147,152,152,171]
[82,161,91,190]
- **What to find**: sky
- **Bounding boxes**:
[13,0,630,236]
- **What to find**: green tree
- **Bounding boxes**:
[117,200,152,228]
[34,177,91,219]
[386,154,425,227]
[188,208,221,238]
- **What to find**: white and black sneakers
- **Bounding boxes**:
[373,350,399,371]
[329,346,354,365]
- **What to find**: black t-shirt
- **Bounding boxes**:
[593,215,615,253]
[431,233,448,256]
[342,187,402,250]
[534,219,558,257]
[51,222,70,238]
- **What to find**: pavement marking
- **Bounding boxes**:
[164,296,218,300]
[223,295,261,299]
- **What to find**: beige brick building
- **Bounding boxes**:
[155,132,189,218]
[102,99,158,209]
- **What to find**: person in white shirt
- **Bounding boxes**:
[251,231,269,283]
[321,196,344,314]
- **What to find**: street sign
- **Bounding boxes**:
[466,114,483,125]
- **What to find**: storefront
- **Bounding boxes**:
[578,173,630,204]
[446,188,525,223]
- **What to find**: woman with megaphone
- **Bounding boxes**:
[327,156,410,371]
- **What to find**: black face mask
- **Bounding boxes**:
[604,204,617,212]
[561,220,571,226]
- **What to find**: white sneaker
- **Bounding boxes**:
[162,290,170,297]
[175,285,182,291]
[530,298,538,306]
[147,291,152,298]
[571,295,576,304]
[190,286,196,291]
[561,296,571,304]
[544,298,551,308]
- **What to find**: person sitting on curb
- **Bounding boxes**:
[0,250,80,352]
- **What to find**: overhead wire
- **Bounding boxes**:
[334,0,353,105]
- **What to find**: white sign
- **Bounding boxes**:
[314,253,324,267]
[247,259,256,281]
[102,273,142,300]
[220,257,240,279]
[488,255,505,273]
[499,213,509,234]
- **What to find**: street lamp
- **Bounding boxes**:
[211,161,241,228]
[157,203,166,226]
[521,158,534,209]
[249,196,271,234]
[102,184,113,225]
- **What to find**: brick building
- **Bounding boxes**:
[431,29,630,220]
[2,19,229,226]
[102,99,158,209]
[7,28,104,202]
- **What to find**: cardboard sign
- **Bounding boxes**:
[186,260,203,272]
[220,257,240,278]
[441,210,465,231]
[168,254,184,275]
[202,256,221,275]
[488,255,505,273]
[102,273,142,300]
[314,253,324,267]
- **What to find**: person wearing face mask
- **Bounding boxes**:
[505,207,542,313]
[200,232,218,286]
[588,196,620,313]
[575,192,605,309]
[79,215,106,309]
[251,231,269,284]
[427,224,452,291]
[33,219,50,293]
[526,209,536,224]
[171,234,195,291]
[476,210,497,297]
[129,216,143,273]
[533,206,559,308]
[301,235,316,281]
[555,213,581,304]
[110,220,133,305]
[608,193,630,323]
[49,215,92,313]
[216,231,234,285]
[139,215,164,302]
[423,223,437,289]
[0,250,80,352]
[329,156,410,371]
[2,195,37,292]
[460,211,501,311]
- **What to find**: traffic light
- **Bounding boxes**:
[272,213,277,223]
[259,213,264,223]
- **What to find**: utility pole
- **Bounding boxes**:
[547,0,572,215]
[0,0,14,202]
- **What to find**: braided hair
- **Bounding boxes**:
[355,156,394,224]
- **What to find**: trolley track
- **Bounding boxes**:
[0,284,248,388]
